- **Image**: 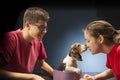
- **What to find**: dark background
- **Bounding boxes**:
[0,1,119,79]
[0,1,120,37]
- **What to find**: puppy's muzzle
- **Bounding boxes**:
[81,44,87,52]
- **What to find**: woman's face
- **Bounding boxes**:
[84,30,102,55]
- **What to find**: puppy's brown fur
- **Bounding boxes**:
[69,43,87,61]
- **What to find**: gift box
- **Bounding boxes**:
[53,70,81,80]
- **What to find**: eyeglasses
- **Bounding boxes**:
[32,23,48,32]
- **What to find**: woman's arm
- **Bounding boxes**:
[93,69,114,80]
[83,69,114,80]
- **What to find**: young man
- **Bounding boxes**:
[0,7,53,80]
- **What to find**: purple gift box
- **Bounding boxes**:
[53,70,81,80]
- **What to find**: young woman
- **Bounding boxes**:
[82,20,120,80]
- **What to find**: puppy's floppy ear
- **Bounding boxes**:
[78,54,83,61]
[69,43,79,57]
[69,48,73,57]
[72,53,83,61]
[69,52,71,57]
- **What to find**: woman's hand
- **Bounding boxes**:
[83,74,95,80]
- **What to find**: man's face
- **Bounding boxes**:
[29,20,47,41]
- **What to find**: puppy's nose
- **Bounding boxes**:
[84,44,88,48]
[81,44,87,50]
[82,44,88,51]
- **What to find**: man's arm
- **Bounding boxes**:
[0,69,45,80]
[37,60,53,76]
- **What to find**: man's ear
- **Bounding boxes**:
[98,35,104,44]
[24,22,30,29]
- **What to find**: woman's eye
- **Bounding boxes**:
[86,40,90,43]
